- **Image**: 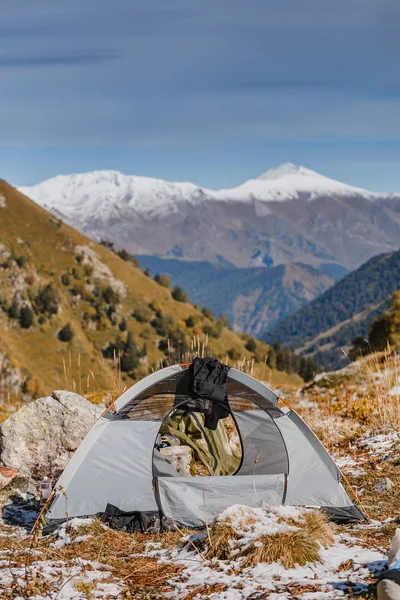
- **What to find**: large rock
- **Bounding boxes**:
[0,390,102,482]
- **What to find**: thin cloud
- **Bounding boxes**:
[0,50,118,69]
[192,80,331,93]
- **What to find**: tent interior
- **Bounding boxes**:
[47,363,365,527]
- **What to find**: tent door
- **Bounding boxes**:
[155,473,286,528]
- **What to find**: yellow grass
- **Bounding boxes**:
[238,528,321,569]
[202,508,333,569]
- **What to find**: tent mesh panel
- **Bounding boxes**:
[114,370,282,421]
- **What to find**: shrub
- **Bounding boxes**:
[151,313,178,337]
[16,255,27,268]
[19,306,34,329]
[119,318,127,331]
[117,249,140,267]
[61,273,70,286]
[219,312,228,328]
[349,335,370,361]
[83,264,93,278]
[58,322,74,342]
[120,332,141,373]
[203,323,222,339]
[245,337,257,353]
[8,297,20,319]
[102,285,120,307]
[0,296,10,313]
[298,356,317,382]
[154,273,171,289]
[185,315,196,328]
[100,239,114,250]
[132,307,153,323]
[202,306,213,319]
[172,286,190,303]
[368,312,397,351]
[158,339,169,351]
[102,336,125,359]
[34,284,59,316]
[228,347,242,361]
[266,348,277,369]
[71,267,82,279]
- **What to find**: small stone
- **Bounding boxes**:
[0,467,19,488]
[161,446,193,476]
[374,477,394,493]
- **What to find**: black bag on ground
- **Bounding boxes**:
[101,503,151,533]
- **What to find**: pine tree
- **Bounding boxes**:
[120,332,140,373]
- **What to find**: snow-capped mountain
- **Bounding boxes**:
[19,170,214,222]
[18,163,400,272]
[16,163,400,337]
[19,163,388,221]
[214,163,383,202]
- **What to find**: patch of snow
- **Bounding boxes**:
[358,431,398,456]
[334,456,366,477]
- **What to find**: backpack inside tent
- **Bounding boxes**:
[46,358,365,527]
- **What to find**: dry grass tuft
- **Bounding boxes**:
[181,583,228,599]
[120,556,184,595]
[205,522,240,560]
[238,528,321,569]
[301,509,335,548]
[202,508,334,570]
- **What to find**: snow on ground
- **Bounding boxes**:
[161,529,385,599]
[0,504,388,599]
[358,430,399,458]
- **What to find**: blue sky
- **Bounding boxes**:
[1,0,400,190]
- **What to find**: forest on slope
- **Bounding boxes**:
[266,250,400,369]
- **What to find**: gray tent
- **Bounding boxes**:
[47,364,364,526]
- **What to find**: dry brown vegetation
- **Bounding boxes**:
[201,507,334,570]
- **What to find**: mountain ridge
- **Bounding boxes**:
[19,163,395,218]
[137,256,336,336]
[18,163,400,274]
[266,249,400,369]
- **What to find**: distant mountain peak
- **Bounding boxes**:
[257,163,317,180]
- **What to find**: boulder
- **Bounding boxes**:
[0,390,102,482]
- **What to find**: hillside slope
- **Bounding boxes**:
[266,250,400,369]
[0,180,299,403]
[138,256,335,336]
